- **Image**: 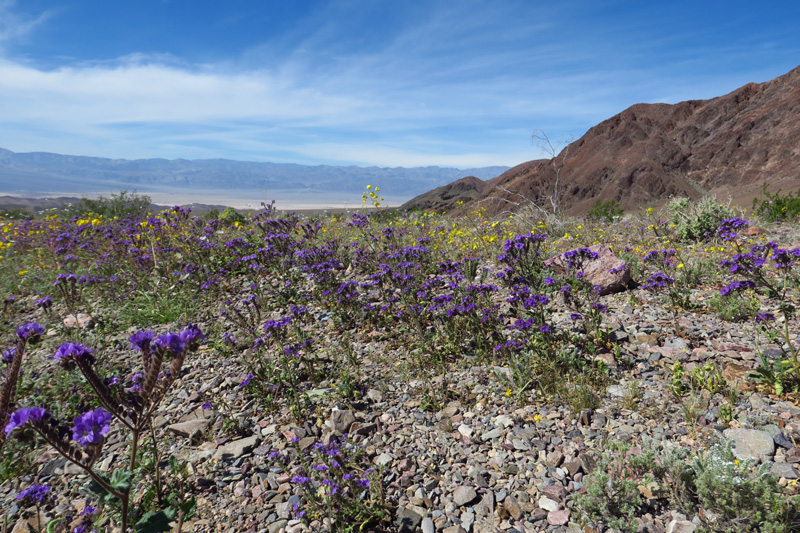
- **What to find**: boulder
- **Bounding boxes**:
[545,244,630,294]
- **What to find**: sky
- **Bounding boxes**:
[0,0,798,169]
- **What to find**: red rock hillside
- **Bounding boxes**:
[406,64,800,216]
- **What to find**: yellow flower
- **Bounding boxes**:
[677,263,684,269]
[18,270,28,275]
[366,185,372,189]
[505,388,511,397]
[533,414,542,423]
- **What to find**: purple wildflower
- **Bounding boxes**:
[54,343,95,364]
[4,407,47,437]
[129,331,154,352]
[239,373,254,388]
[72,408,112,447]
[16,322,44,341]
[17,484,51,503]
[179,324,205,347]
[154,332,185,354]
[755,313,776,324]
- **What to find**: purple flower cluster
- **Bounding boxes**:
[54,342,95,364]
[642,272,676,291]
[4,407,47,437]
[16,322,44,340]
[642,249,677,266]
[16,484,51,503]
[35,296,53,310]
[129,330,155,351]
[719,280,756,296]
[717,217,749,242]
[72,408,112,447]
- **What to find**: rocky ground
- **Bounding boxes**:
[3,224,800,533]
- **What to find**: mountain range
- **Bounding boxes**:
[405,65,800,215]
[0,148,508,204]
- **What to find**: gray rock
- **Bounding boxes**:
[453,486,478,506]
[213,435,259,460]
[167,418,211,440]
[460,511,475,532]
[331,408,356,433]
[396,506,423,533]
[267,520,288,533]
[771,462,798,479]
[723,428,775,463]
[421,517,435,533]
[774,431,794,449]
[666,520,696,533]
[538,496,560,512]
[481,428,502,441]
[473,491,495,516]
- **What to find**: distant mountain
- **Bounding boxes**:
[0,148,508,202]
[405,64,800,215]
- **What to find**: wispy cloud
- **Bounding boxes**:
[0,0,797,167]
[0,0,53,48]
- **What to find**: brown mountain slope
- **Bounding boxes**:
[399,175,490,212]
[408,65,800,216]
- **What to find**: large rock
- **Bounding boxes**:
[453,486,478,506]
[723,428,775,463]
[330,408,356,433]
[213,435,259,461]
[167,418,211,440]
[545,244,630,294]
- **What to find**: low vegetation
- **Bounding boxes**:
[1,190,799,531]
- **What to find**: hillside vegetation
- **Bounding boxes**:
[1,190,800,532]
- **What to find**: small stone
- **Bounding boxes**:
[481,428,502,441]
[666,520,697,533]
[547,509,570,526]
[458,424,474,438]
[538,496,560,512]
[376,453,394,467]
[168,418,211,440]
[331,409,356,433]
[421,517,435,533]
[453,486,478,506]
[396,506,423,533]
[541,484,567,500]
[213,435,259,460]
[772,462,798,479]
[503,496,523,520]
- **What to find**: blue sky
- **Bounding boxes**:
[0,0,798,168]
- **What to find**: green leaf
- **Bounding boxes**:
[134,508,177,533]
[110,468,134,491]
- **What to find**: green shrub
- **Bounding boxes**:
[576,438,797,532]
[753,184,800,222]
[692,440,796,532]
[65,190,151,219]
[669,195,736,242]
[0,207,33,220]
[586,199,624,222]
[219,206,247,224]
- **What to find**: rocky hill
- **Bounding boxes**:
[406,65,800,216]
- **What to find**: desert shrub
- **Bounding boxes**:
[753,184,800,222]
[669,195,735,242]
[219,206,247,224]
[692,440,796,532]
[576,438,797,532]
[0,207,33,220]
[586,198,624,222]
[65,190,151,219]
